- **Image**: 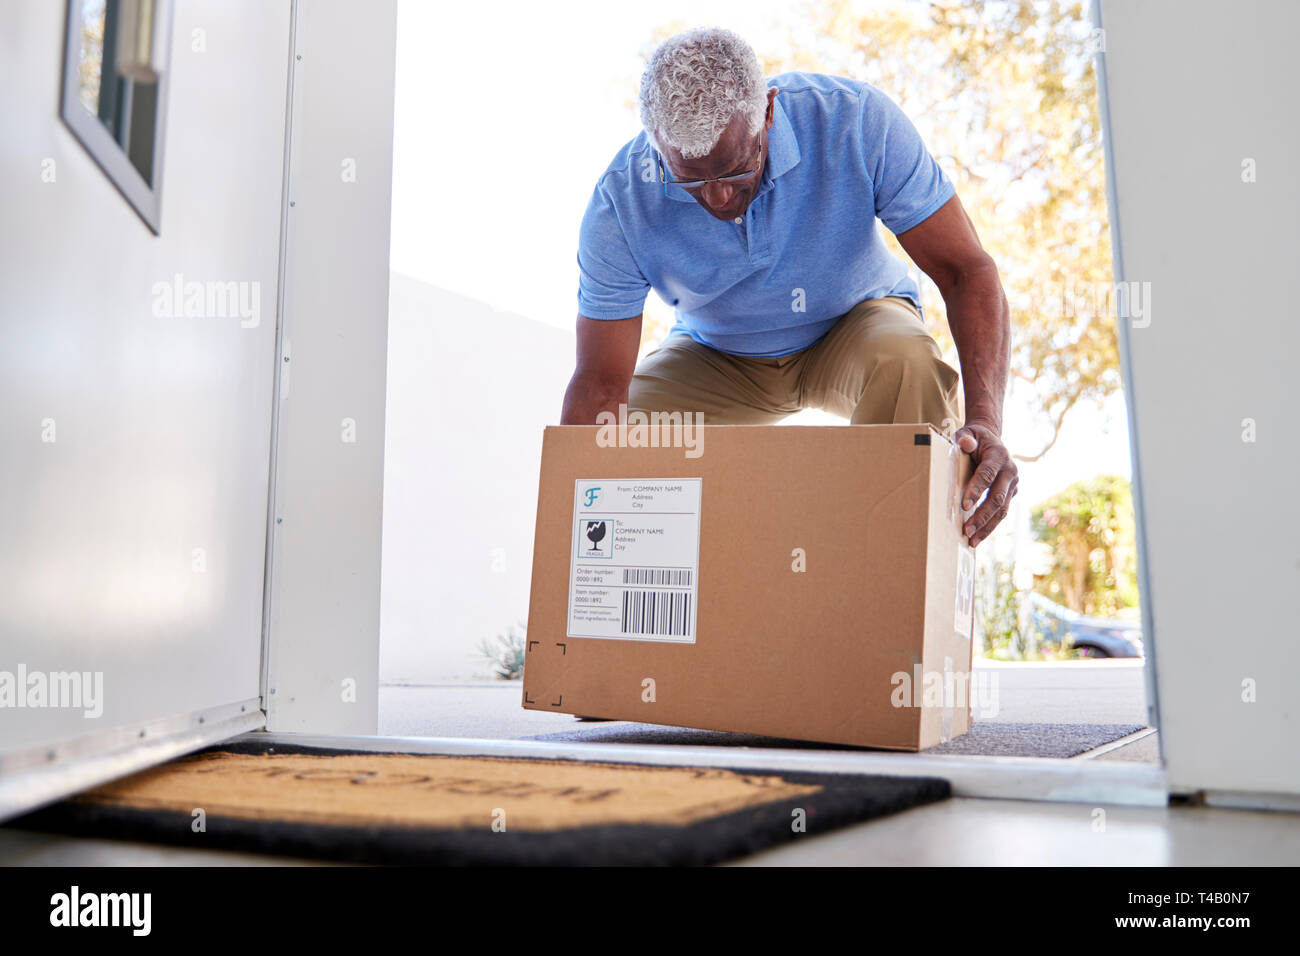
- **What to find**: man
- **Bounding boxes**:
[562,27,1017,546]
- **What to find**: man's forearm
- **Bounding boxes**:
[560,375,628,425]
[942,261,1010,433]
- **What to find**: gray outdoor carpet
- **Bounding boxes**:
[523,721,1149,758]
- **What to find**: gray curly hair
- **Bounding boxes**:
[638,28,767,160]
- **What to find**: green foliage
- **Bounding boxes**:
[976,556,1027,659]
[475,622,527,681]
[1030,473,1137,615]
[976,557,1088,661]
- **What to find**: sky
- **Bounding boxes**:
[390,0,803,321]
[388,0,1134,522]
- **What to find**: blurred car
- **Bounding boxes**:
[1023,592,1143,658]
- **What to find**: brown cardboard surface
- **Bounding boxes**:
[919,439,977,748]
[522,425,973,751]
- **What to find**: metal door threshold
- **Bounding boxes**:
[0,701,265,825]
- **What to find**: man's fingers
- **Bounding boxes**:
[954,428,978,454]
[965,472,1019,544]
[964,489,1001,540]
[969,506,1008,546]
[962,456,1000,511]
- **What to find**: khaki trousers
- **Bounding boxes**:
[627,296,963,431]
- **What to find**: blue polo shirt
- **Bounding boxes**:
[576,71,955,357]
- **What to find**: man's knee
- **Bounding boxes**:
[850,329,961,429]
[861,330,957,400]
[866,327,944,371]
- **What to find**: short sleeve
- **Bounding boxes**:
[576,180,651,320]
[862,88,956,235]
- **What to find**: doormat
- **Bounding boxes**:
[7,740,951,866]
[525,722,1149,759]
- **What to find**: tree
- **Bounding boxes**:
[77,0,107,112]
[1029,473,1137,615]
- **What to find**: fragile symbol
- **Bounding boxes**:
[583,520,609,555]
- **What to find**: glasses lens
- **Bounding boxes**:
[671,171,755,189]
[661,150,760,189]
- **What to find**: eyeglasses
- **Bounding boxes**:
[658,141,763,190]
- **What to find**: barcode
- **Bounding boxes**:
[622,568,692,587]
[620,589,692,637]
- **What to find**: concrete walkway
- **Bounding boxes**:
[378,659,1157,761]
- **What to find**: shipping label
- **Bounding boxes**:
[568,478,702,643]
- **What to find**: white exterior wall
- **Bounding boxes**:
[381,274,574,682]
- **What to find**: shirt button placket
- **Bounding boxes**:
[744,208,770,265]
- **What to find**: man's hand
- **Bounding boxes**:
[954,420,1018,547]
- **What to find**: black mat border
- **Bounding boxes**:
[7,739,951,866]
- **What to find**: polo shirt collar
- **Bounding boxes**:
[661,91,801,203]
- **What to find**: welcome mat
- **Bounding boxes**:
[525,722,1149,759]
[8,740,951,866]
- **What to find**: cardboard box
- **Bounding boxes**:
[521,423,977,751]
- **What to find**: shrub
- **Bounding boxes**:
[475,622,527,680]
[1030,474,1138,616]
